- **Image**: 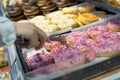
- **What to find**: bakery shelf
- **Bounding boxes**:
[6,13,120,80]
[4,1,120,80]
[7,43,120,80]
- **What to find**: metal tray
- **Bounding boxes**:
[44,2,116,37]
[14,13,120,80]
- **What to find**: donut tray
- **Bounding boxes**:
[47,2,116,37]
[13,14,120,80]
[72,13,120,32]
[13,43,120,80]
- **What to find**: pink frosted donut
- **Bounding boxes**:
[72,43,89,52]
[53,45,86,69]
[44,41,62,51]
[95,44,120,57]
[95,47,112,54]
[107,18,120,32]
[66,31,89,44]
[31,65,60,77]
[97,32,111,38]
[111,43,120,51]
[87,25,109,38]
[86,52,96,62]
[25,53,53,70]
[96,25,108,31]
[86,26,98,37]
[110,32,120,40]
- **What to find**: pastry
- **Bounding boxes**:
[35,24,59,34]
[64,14,78,19]
[44,41,62,51]
[23,6,40,19]
[76,13,98,25]
[66,31,89,45]
[86,25,108,39]
[7,4,25,21]
[95,46,120,57]
[31,65,60,77]
[51,45,86,69]
[58,23,72,30]
[107,18,120,32]
[78,3,95,13]
[37,0,52,7]
[29,16,46,24]
[86,52,96,62]
[25,53,53,70]
[66,19,79,28]
[40,2,57,14]
[62,7,78,14]
[109,0,120,7]
[75,18,84,26]
[46,11,64,19]
[55,0,71,8]
[22,0,37,8]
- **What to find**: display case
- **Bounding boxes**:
[6,13,120,80]
[2,0,120,80]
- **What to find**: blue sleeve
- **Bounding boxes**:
[0,17,16,46]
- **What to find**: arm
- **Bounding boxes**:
[0,17,16,46]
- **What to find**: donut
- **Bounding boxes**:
[40,2,57,12]
[25,53,53,70]
[95,47,120,57]
[62,7,78,14]
[44,41,62,51]
[22,0,37,8]
[7,4,23,17]
[78,3,95,13]
[107,18,120,32]
[56,0,70,8]
[77,13,98,25]
[51,45,86,69]
[37,0,52,7]
[29,16,46,23]
[10,15,25,21]
[66,31,89,45]
[86,25,108,39]
[24,6,40,17]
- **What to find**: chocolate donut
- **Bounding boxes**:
[40,2,57,12]
[10,15,25,21]
[7,4,25,21]
[24,6,40,18]
[7,4,23,16]
[22,0,37,8]
[37,0,52,7]
[56,0,70,8]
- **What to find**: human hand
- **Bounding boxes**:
[14,22,50,49]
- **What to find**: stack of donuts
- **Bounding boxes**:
[7,4,25,21]
[6,0,78,21]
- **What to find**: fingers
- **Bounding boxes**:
[36,26,50,42]
[28,31,40,49]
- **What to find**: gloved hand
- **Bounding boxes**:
[0,17,16,46]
